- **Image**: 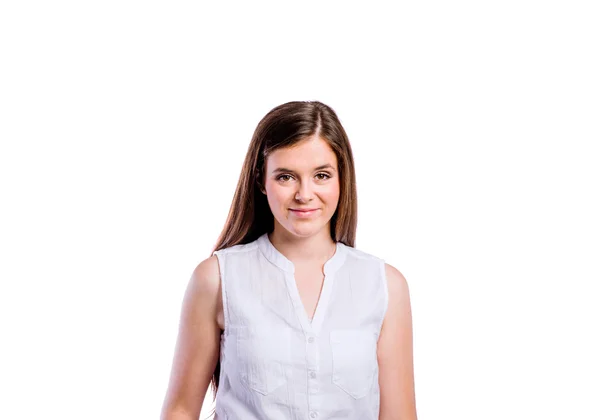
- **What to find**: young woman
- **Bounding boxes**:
[161,101,417,420]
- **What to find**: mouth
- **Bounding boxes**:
[290,208,320,217]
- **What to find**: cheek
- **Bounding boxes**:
[266,186,288,208]
[323,184,340,202]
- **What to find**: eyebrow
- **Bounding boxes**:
[271,164,335,174]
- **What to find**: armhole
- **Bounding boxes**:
[377,258,389,336]
[212,250,228,335]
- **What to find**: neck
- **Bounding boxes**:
[268,228,336,265]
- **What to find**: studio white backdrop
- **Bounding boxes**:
[1,1,598,419]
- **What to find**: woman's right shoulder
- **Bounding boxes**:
[194,241,257,289]
[189,255,221,295]
[186,255,221,310]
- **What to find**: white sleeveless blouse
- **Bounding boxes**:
[212,232,389,420]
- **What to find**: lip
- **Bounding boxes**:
[290,208,319,217]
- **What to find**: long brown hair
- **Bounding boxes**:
[205,100,358,417]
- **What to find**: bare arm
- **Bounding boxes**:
[378,263,417,420]
[161,255,222,420]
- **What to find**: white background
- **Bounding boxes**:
[1,1,599,419]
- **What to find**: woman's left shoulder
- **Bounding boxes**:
[383,262,410,298]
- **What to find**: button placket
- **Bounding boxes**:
[306,333,320,407]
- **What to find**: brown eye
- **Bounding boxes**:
[277,173,331,182]
[277,174,293,182]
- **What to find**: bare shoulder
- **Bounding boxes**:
[188,255,225,330]
[190,255,221,294]
[181,255,222,327]
[384,262,410,301]
[381,262,413,334]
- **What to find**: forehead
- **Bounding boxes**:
[266,136,337,170]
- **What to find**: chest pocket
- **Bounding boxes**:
[330,329,378,399]
[234,325,291,396]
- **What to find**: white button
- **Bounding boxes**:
[309,371,316,378]
[308,336,315,343]
[310,412,317,418]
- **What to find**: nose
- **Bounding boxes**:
[295,180,314,203]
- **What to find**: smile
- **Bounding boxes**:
[290,209,319,217]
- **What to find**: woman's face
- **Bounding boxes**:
[262,135,340,239]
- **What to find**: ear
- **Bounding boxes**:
[256,173,266,195]
[256,181,266,195]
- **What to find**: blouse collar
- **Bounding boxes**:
[257,232,346,276]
